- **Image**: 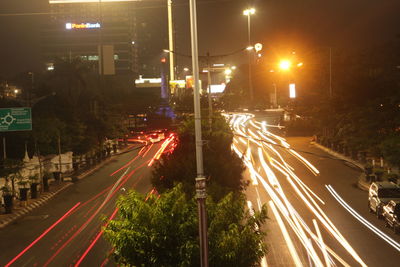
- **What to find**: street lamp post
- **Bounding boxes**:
[206,52,212,129]
[243,8,255,105]
[167,0,175,81]
[189,0,208,266]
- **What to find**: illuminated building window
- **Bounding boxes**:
[88,55,99,61]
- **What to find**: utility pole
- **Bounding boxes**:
[58,134,62,182]
[98,0,104,77]
[329,47,332,98]
[206,52,212,129]
[246,12,254,104]
[189,0,208,266]
[28,72,34,107]
[2,135,6,159]
[167,0,175,81]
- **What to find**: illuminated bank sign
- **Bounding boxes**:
[65,22,101,30]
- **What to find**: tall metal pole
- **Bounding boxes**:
[2,136,6,159]
[168,0,175,81]
[247,14,254,104]
[329,47,332,98]
[189,0,208,266]
[58,134,62,181]
[99,0,104,76]
[206,52,212,129]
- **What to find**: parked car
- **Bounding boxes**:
[382,200,400,234]
[368,181,400,219]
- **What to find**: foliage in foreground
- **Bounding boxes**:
[104,184,267,267]
[151,115,245,201]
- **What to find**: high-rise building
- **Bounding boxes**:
[42,0,139,76]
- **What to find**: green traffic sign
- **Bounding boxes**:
[0,107,32,132]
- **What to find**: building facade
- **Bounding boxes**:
[43,0,139,76]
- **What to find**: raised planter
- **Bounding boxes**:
[53,171,61,182]
[19,188,29,201]
[3,194,13,214]
[43,175,50,192]
[30,183,39,199]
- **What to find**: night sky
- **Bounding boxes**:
[0,0,399,78]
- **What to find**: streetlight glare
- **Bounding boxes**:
[243,8,256,16]
[224,69,232,75]
[183,67,189,72]
[279,60,292,71]
[254,43,263,52]
[246,46,254,51]
[163,49,170,53]
[297,62,304,67]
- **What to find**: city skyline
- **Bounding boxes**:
[0,0,399,78]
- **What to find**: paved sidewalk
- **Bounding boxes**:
[0,182,73,229]
[0,145,136,229]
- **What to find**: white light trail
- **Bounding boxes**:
[326,185,400,252]
[269,201,304,267]
[313,219,331,267]
[228,113,367,267]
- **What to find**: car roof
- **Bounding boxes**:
[373,181,400,189]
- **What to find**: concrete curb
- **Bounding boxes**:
[0,183,73,229]
[311,141,371,191]
[0,146,135,229]
[357,174,371,191]
[311,141,365,170]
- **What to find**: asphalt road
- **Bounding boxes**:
[0,142,165,267]
[228,112,400,267]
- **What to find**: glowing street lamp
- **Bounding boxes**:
[279,60,292,71]
[254,43,263,53]
[243,8,256,16]
[224,69,232,75]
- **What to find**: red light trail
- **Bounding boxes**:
[5,202,81,267]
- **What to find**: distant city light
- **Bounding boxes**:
[210,84,226,93]
[231,66,237,70]
[65,22,101,30]
[213,63,225,67]
[289,83,296,98]
[183,67,189,72]
[224,69,232,75]
[131,41,135,45]
[254,43,263,52]
[50,0,138,3]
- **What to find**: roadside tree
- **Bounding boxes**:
[104,184,267,267]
